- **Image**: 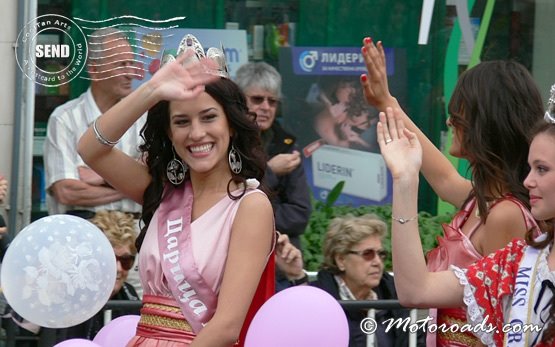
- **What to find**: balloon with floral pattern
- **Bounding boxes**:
[1,214,116,328]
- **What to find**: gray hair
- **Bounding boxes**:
[235,62,282,98]
[87,28,128,64]
[322,214,387,274]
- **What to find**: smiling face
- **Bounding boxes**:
[168,92,232,176]
[335,235,384,298]
[524,132,555,221]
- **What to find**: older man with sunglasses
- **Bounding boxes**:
[235,63,312,259]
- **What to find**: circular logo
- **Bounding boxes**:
[360,317,378,334]
[299,51,317,72]
[15,14,88,87]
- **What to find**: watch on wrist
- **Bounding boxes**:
[289,273,309,286]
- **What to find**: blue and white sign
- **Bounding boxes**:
[292,47,395,76]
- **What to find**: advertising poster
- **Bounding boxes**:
[279,47,407,206]
[131,28,248,90]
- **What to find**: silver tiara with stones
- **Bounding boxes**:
[161,34,229,79]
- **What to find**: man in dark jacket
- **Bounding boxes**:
[235,62,312,252]
[263,120,311,250]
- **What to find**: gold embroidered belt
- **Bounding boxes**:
[135,295,195,342]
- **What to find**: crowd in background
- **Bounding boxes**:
[0,29,554,347]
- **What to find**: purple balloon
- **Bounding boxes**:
[54,339,101,347]
[245,286,349,347]
[92,315,140,347]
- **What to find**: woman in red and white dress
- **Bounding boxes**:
[379,106,555,347]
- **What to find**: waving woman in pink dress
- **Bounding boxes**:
[78,35,275,346]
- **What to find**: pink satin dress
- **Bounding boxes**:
[127,189,275,346]
[426,195,538,347]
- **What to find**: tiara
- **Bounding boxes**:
[161,34,229,78]
[544,83,555,123]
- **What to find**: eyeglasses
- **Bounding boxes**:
[116,255,136,271]
[347,248,388,261]
[247,95,280,107]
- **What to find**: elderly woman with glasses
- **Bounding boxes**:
[235,63,312,289]
[311,214,425,347]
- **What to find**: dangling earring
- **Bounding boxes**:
[228,145,242,174]
[167,146,187,185]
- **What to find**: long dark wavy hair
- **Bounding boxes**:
[135,78,267,251]
[525,121,555,344]
[447,60,544,222]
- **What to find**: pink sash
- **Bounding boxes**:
[157,181,216,333]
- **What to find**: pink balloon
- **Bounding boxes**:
[54,339,101,347]
[92,315,140,347]
[245,286,349,347]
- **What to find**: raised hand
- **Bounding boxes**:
[377,107,422,179]
[148,51,220,102]
[275,233,305,281]
[360,37,397,110]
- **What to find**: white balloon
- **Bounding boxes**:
[1,214,117,328]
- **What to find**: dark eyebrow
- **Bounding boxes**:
[530,159,547,166]
[199,107,218,115]
[170,113,187,120]
[170,107,218,120]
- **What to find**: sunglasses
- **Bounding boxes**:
[247,95,280,107]
[116,255,136,271]
[347,248,388,261]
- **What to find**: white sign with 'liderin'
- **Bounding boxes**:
[312,145,387,201]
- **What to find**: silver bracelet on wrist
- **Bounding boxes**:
[392,215,418,224]
[93,117,119,147]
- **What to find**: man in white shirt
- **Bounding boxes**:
[44,27,145,296]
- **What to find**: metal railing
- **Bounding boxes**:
[1,299,421,347]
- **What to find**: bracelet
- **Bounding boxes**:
[93,117,120,147]
[392,215,418,224]
[289,273,309,286]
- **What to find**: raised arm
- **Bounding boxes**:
[78,54,218,203]
[361,38,471,208]
[378,107,463,308]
